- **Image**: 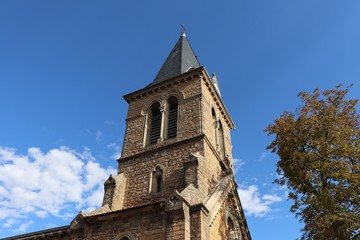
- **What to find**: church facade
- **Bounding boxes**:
[4,34,251,240]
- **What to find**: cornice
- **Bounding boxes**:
[118,134,205,163]
[85,201,166,222]
[122,67,204,103]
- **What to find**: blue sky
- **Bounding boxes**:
[0,1,359,239]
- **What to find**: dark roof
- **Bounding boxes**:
[151,33,201,85]
[1,225,70,240]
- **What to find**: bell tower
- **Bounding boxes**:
[73,33,252,240]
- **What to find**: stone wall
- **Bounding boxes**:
[122,73,203,158]
[71,203,167,240]
[119,140,203,209]
[200,74,234,169]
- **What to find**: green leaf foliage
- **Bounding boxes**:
[265,85,360,240]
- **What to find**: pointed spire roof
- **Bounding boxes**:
[151,33,201,85]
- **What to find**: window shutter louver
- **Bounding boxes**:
[167,97,178,139]
[149,103,161,144]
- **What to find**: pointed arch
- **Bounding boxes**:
[226,211,242,240]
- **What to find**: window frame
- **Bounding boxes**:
[149,165,165,193]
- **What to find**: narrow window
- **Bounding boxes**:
[120,237,130,240]
[149,102,161,144]
[156,175,162,192]
[212,108,218,147]
[218,121,225,159]
[151,166,164,193]
[167,96,178,139]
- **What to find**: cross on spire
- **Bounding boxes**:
[180,25,186,36]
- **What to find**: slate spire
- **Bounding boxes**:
[151,33,201,85]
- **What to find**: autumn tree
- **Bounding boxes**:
[265,85,360,240]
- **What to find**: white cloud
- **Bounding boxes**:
[96,130,102,141]
[0,146,116,231]
[263,194,282,204]
[16,220,34,232]
[233,158,245,173]
[35,211,48,219]
[105,120,115,126]
[238,185,283,217]
[83,129,92,136]
[3,218,18,228]
[107,143,122,160]
[256,152,267,162]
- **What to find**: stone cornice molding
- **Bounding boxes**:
[118,134,204,163]
[123,67,203,103]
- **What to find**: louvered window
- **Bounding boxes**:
[149,102,161,144]
[167,97,178,139]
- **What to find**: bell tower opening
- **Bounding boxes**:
[149,102,161,144]
[167,96,178,139]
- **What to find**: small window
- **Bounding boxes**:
[218,121,225,159]
[120,237,130,240]
[156,175,162,192]
[149,102,161,144]
[212,108,218,146]
[150,166,164,193]
[167,96,178,139]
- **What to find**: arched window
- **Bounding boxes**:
[167,96,178,139]
[218,121,225,159]
[227,215,242,240]
[150,166,164,193]
[212,108,218,147]
[117,233,134,240]
[149,102,161,144]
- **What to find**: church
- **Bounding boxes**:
[4,33,252,240]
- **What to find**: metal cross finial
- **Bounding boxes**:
[180,25,186,36]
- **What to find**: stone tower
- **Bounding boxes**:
[4,33,251,240]
[92,32,252,240]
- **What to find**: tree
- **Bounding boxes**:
[265,85,360,240]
